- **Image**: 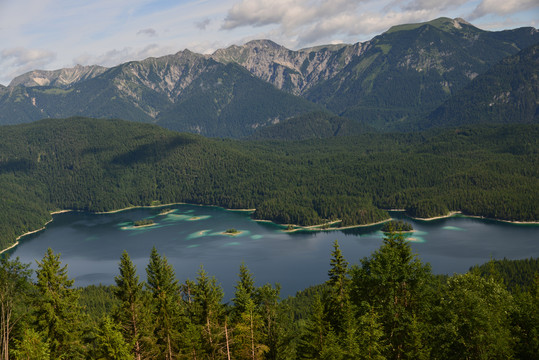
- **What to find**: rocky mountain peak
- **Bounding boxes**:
[9,64,107,88]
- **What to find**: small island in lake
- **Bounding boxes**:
[133,219,155,227]
[382,220,413,233]
[222,228,242,236]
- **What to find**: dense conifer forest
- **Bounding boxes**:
[1,232,537,359]
[1,117,538,251]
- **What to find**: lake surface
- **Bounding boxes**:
[8,204,539,298]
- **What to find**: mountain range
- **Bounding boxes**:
[0,17,537,138]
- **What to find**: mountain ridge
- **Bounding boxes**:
[1,17,537,135]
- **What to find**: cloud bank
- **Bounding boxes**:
[222,0,538,46]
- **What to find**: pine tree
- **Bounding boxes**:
[192,266,225,360]
[146,247,181,360]
[232,297,269,359]
[298,294,342,359]
[350,232,431,359]
[113,251,146,360]
[254,283,285,360]
[356,307,387,360]
[34,248,86,359]
[95,316,134,360]
[0,255,32,360]
[232,262,256,317]
[10,328,50,360]
[430,273,515,359]
[326,240,349,335]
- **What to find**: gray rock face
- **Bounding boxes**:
[9,64,107,88]
[210,39,369,94]
[112,50,218,104]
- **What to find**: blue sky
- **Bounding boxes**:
[1,0,538,85]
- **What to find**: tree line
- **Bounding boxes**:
[1,231,538,359]
[1,118,538,251]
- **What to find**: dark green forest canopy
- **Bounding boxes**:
[2,237,538,359]
[0,117,538,250]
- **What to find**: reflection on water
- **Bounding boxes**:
[8,206,539,298]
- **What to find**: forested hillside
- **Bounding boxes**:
[1,117,538,251]
[424,43,539,128]
[247,111,371,140]
[1,234,537,359]
[303,18,539,130]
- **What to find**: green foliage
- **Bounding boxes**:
[0,255,33,360]
[94,316,134,360]
[247,111,372,140]
[325,240,350,335]
[429,273,516,359]
[1,118,538,251]
[113,251,148,360]
[79,285,119,322]
[381,220,413,232]
[10,328,50,360]
[350,232,432,359]
[469,257,539,292]
[133,219,154,227]
[145,247,181,360]
[2,242,539,360]
[511,276,539,359]
[34,248,86,359]
[425,44,539,129]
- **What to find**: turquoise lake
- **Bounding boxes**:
[8,204,539,297]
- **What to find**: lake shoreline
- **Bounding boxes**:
[2,204,538,253]
[1,218,55,255]
[404,210,539,225]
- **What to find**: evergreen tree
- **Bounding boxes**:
[232,262,256,318]
[355,307,387,360]
[430,273,516,359]
[0,255,32,360]
[232,297,269,359]
[350,232,431,359]
[254,283,287,360]
[192,266,225,360]
[113,251,147,360]
[326,240,349,335]
[34,248,86,359]
[94,316,134,360]
[298,294,342,359]
[146,247,182,360]
[511,275,539,359]
[10,328,50,360]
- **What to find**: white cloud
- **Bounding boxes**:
[196,18,212,30]
[470,0,539,19]
[1,47,57,83]
[221,0,538,48]
[137,28,158,37]
[72,44,172,68]
[221,0,444,46]
[399,0,469,12]
[222,0,361,30]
